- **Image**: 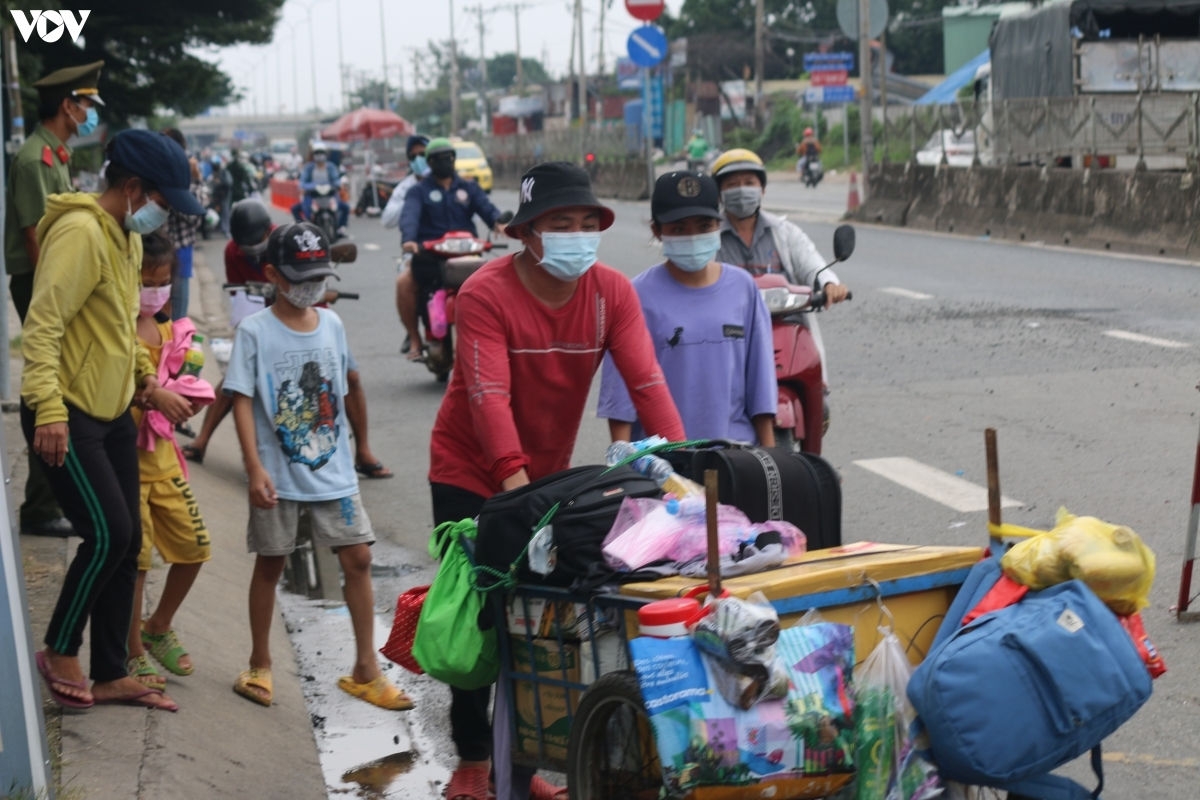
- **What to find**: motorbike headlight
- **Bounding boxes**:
[439,238,482,255]
[760,287,800,313]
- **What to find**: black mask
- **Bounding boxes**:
[429,154,455,179]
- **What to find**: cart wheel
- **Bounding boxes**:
[566,671,661,800]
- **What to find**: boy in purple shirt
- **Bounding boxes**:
[598,171,776,445]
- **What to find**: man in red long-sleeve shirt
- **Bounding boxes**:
[429,161,684,800]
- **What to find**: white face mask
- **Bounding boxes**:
[721,185,763,219]
[661,231,722,273]
[280,278,327,308]
[536,231,603,281]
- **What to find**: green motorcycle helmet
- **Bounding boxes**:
[426,137,456,158]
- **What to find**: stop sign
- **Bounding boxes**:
[625,0,665,22]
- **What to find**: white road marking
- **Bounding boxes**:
[880,287,933,300]
[1104,329,1189,349]
[362,242,381,251]
[853,457,1022,513]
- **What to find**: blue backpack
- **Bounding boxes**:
[908,557,1152,800]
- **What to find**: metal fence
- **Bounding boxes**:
[477,93,1200,173]
[482,125,634,164]
[878,94,1200,169]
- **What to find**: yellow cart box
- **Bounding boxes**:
[620,541,985,665]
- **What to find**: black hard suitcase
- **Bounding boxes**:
[663,443,842,551]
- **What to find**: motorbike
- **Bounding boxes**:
[800,157,824,188]
[222,242,359,328]
[416,216,512,383]
[354,176,396,217]
[754,224,854,454]
[307,183,342,243]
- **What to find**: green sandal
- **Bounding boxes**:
[141,628,194,676]
[126,653,167,691]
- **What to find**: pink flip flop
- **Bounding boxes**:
[35,650,94,709]
[93,687,179,712]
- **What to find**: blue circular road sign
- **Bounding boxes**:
[627,25,668,68]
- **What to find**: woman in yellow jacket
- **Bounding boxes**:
[21,129,205,711]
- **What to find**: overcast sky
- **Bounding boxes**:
[201,0,685,116]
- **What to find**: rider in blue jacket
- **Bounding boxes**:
[291,143,350,236]
[399,138,504,354]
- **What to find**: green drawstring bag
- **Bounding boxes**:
[412,519,499,690]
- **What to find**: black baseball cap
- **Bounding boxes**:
[266,222,342,283]
[508,161,615,232]
[107,129,205,216]
[406,134,429,156]
[652,170,721,224]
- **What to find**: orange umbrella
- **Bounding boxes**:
[321,108,414,142]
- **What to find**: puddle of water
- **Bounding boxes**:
[341,750,418,797]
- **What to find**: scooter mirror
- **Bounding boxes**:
[832,225,856,262]
[330,242,357,264]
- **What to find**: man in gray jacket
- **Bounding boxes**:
[711,147,851,387]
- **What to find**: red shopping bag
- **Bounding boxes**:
[380,585,429,674]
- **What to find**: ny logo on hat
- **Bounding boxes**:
[521,177,535,203]
[10,10,90,44]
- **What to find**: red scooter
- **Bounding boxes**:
[754,224,855,454]
[417,226,509,382]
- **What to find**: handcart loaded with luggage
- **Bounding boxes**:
[386,418,1163,798]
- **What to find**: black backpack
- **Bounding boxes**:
[474,465,661,589]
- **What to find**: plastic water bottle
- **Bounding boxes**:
[665,493,706,519]
[605,441,705,498]
[180,333,205,378]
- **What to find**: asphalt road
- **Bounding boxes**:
[234,180,1200,798]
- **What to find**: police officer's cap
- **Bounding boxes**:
[33,60,105,106]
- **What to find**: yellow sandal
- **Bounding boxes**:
[233,668,273,707]
[337,675,414,711]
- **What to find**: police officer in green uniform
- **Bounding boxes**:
[4,60,104,537]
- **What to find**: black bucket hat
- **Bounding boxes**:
[507,161,615,232]
[652,170,721,224]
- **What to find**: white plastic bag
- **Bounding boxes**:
[853,631,942,800]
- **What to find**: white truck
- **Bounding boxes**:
[973,0,1200,169]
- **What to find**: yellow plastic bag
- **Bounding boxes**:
[1001,508,1155,615]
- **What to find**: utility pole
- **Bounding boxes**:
[858,0,873,200]
[5,26,26,144]
[449,0,461,133]
[466,5,491,131]
[754,0,765,130]
[335,0,347,110]
[568,3,577,120]
[575,0,587,128]
[597,0,607,76]
[379,0,390,110]
[513,5,525,91]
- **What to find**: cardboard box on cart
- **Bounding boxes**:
[509,635,583,765]
[620,541,985,663]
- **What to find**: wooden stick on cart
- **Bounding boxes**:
[985,427,1002,546]
[705,469,722,598]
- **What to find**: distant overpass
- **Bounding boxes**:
[176,112,332,145]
